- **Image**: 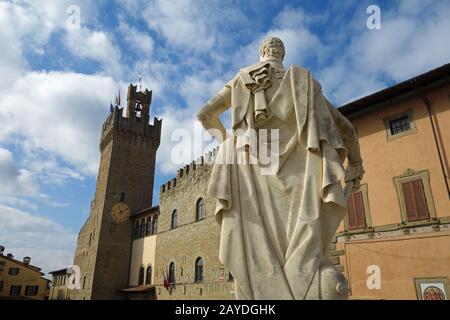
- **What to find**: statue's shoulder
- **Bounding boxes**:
[229,61,270,88]
[288,64,311,76]
[288,64,323,92]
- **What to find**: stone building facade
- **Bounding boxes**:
[153,150,235,300]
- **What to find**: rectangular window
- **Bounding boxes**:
[384,110,417,141]
[82,276,87,290]
[146,218,152,236]
[89,233,92,246]
[120,192,126,203]
[10,285,22,296]
[0,280,4,292]
[347,191,367,230]
[140,220,146,238]
[9,267,20,276]
[389,115,410,135]
[0,261,5,271]
[25,285,39,296]
[401,179,430,222]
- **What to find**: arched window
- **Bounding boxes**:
[152,216,158,234]
[171,210,178,229]
[139,219,146,238]
[195,257,204,282]
[168,262,176,284]
[145,265,152,285]
[146,217,152,236]
[196,198,205,221]
[138,266,145,285]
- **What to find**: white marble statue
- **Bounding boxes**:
[197,37,364,300]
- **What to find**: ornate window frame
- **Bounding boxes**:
[343,183,373,234]
[393,169,437,226]
[383,109,418,141]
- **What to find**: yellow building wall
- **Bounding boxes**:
[129,235,157,286]
[337,83,450,299]
[350,84,450,226]
[342,232,450,300]
[0,257,49,300]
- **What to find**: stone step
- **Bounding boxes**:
[328,249,345,257]
[329,243,336,251]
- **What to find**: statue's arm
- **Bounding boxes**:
[197,86,232,143]
[326,101,365,189]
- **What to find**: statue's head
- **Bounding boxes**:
[259,36,285,63]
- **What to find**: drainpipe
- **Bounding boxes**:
[412,79,450,199]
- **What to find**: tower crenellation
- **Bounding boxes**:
[160,146,220,194]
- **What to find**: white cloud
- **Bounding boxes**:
[179,75,226,110]
[65,28,123,77]
[119,21,154,56]
[142,0,216,52]
[0,71,118,176]
[317,1,450,104]
[0,1,52,87]
[0,204,77,275]
[0,147,39,196]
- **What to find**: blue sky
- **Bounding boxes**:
[0,0,449,275]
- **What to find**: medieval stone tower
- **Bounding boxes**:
[70,84,161,300]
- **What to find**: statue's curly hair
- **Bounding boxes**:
[259,37,285,61]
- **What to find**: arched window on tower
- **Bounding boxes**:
[196,198,205,221]
[171,210,178,229]
[195,257,204,282]
[168,262,176,284]
[138,266,145,285]
[146,265,152,285]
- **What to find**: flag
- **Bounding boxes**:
[163,271,169,290]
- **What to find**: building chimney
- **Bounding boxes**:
[23,256,31,265]
[0,245,4,255]
[7,253,14,259]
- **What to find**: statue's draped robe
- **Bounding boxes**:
[208,62,350,300]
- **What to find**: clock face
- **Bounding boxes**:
[111,202,131,223]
